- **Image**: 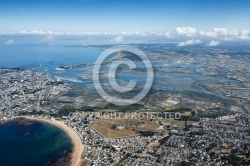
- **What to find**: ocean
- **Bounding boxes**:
[0,119,73,166]
[0,44,104,89]
[0,45,101,68]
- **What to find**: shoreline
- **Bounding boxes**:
[10,116,84,166]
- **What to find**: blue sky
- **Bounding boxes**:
[0,0,250,32]
[0,0,250,45]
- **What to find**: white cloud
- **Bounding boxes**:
[199,31,217,37]
[4,39,14,45]
[208,40,221,46]
[165,27,250,40]
[229,29,239,37]
[42,36,54,42]
[164,32,172,38]
[199,28,250,40]
[213,28,229,36]
[175,27,198,37]
[31,30,47,35]
[239,30,250,40]
[19,30,27,34]
[18,30,59,35]
[1,27,249,41]
[112,35,124,43]
[178,39,201,46]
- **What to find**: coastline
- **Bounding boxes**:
[12,116,85,166]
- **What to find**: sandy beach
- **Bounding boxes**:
[17,116,84,166]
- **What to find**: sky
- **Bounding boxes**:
[0,0,250,45]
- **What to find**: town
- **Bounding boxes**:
[0,68,250,165]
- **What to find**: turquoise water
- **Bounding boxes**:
[0,120,73,166]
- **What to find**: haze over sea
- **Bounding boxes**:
[0,45,101,69]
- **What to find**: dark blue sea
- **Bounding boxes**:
[0,120,73,166]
